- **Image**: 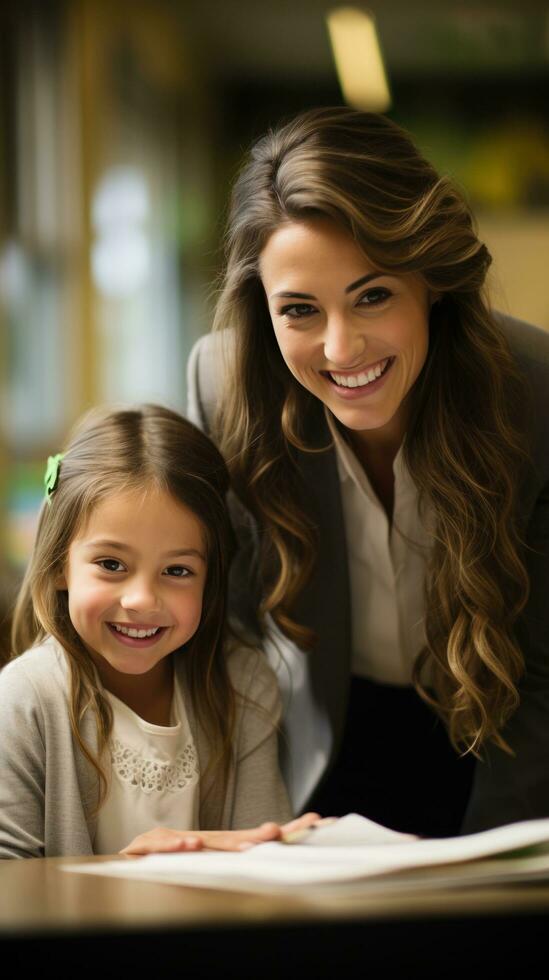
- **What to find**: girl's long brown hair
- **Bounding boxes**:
[213,106,529,755]
[12,404,236,807]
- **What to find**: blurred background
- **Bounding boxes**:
[1,0,548,659]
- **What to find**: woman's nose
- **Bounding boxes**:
[323,314,364,367]
[120,577,160,613]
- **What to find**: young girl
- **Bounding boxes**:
[0,404,312,859]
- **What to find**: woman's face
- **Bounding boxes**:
[260,219,432,446]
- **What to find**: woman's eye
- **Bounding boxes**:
[96,559,125,573]
[358,287,391,307]
[279,303,316,319]
[164,565,191,578]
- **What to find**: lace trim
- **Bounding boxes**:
[110,739,199,794]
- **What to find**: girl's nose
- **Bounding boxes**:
[323,315,365,367]
[120,578,160,613]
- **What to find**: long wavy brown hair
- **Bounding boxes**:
[12,404,236,809]
[212,106,529,756]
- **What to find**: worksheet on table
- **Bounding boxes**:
[65,813,549,894]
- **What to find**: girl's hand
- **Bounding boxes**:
[120,812,322,856]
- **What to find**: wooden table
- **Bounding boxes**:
[2,854,549,978]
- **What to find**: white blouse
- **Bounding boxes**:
[326,410,434,686]
[94,673,200,855]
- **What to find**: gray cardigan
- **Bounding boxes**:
[0,638,291,859]
[187,314,549,832]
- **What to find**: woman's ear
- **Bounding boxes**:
[55,567,67,590]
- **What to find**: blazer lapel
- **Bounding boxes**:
[292,405,352,759]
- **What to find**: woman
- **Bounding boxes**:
[187,107,549,837]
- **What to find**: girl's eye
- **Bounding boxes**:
[279,303,317,320]
[358,287,392,307]
[164,565,191,578]
[96,559,125,573]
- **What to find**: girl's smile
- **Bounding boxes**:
[107,622,168,647]
[260,219,432,448]
[58,486,207,694]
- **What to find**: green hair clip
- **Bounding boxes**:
[44,453,64,502]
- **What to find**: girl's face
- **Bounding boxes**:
[59,486,207,689]
[260,219,432,447]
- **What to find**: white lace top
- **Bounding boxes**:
[93,673,200,854]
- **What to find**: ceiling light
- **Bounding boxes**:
[326,6,391,112]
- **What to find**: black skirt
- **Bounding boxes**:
[307,675,475,838]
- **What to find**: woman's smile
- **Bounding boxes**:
[322,355,396,396]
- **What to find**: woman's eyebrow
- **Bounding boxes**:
[271,290,316,300]
[345,272,384,293]
[271,271,384,301]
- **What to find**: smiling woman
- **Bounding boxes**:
[188,106,549,837]
[260,218,431,460]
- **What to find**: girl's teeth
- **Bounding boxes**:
[112,625,160,638]
[330,358,389,388]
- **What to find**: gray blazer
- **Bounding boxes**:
[187,314,549,833]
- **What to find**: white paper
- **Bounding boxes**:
[65,813,549,893]
[295,813,417,846]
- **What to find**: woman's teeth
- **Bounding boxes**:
[330,357,390,388]
[111,624,160,638]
